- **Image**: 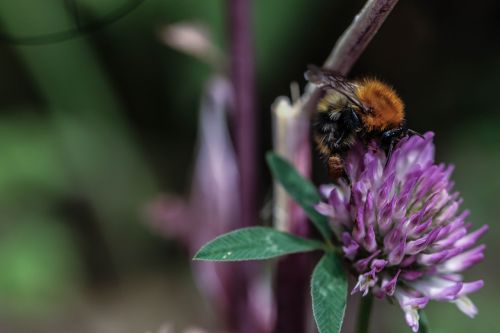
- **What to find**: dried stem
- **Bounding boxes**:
[324,0,399,75]
[272,96,312,333]
[303,0,399,111]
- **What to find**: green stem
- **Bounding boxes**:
[418,310,430,333]
[356,294,374,333]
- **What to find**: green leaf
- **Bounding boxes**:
[266,152,332,241]
[194,227,324,261]
[418,310,430,333]
[311,252,347,333]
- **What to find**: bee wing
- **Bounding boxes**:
[305,65,368,113]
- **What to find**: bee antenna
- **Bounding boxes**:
[408,129,424,138]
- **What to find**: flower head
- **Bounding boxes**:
[316,132,487,332]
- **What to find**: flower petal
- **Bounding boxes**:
[453,296,478,318]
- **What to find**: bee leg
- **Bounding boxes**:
[327,155,350,185]
[381,126,406,167]
[341,172,351,186]
[381,127,405,143]
[385,139,396,168]
[408,128,424,138]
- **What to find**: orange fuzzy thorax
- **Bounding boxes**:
[355,79,405,131]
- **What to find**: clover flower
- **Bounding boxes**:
[316,132,487,332]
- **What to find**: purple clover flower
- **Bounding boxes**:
[316,132,487,332]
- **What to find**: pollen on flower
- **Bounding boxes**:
[316,132,487,332]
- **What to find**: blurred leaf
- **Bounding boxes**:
[311,252,347,333]
[0,116,70,203]
[194,226,323,261]
[0,216,82,316]
[0,0,159,269]
[266,152,332,241]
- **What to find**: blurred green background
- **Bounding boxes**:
[0,0,498,332]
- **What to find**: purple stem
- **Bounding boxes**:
[274,253,316,333]
[304,0,400,114]
[273,121,314,333]
[229,0,258,228]
[324,0,400,75]
[228,2,266,333]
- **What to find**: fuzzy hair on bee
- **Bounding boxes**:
[355,78,405,131]
[305,65,419,182]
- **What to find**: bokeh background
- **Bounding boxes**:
[0,0,498,332]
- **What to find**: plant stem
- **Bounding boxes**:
[324,0,400,75]
[228,2,264,333]
[273,253,314,333]
[229,0,258,228]
[303,0,400,113]
[356,295,374,333]
[418,310,430,333]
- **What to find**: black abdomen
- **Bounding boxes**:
[313,107,362,155]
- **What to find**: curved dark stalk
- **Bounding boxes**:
[324,0,400,75]
[304,0,400,113]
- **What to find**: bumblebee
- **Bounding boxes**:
[305,66,419,182]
